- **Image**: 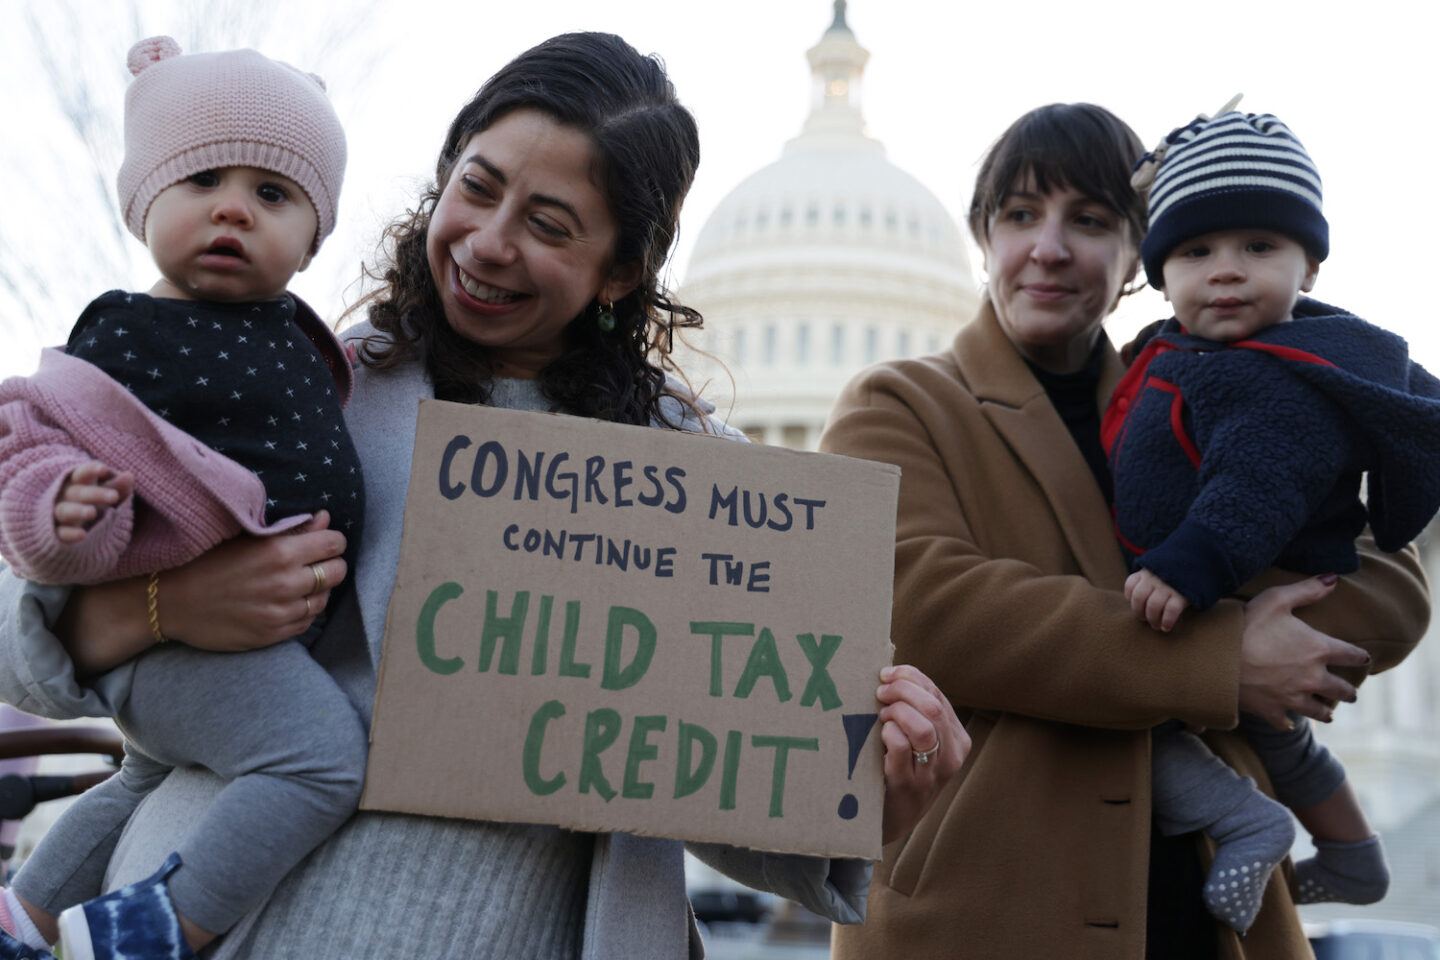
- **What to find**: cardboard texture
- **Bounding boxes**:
[360,400,899,859]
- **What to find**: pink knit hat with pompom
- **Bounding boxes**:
[116,36,346,252]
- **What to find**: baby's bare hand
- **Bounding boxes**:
[54,461,135,542]
[1125,568,1189,633]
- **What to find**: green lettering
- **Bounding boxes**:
[578,708,621,801]
[719,729,743,811]
[602,606,656,691]
[674,722,717,799]
[530,594,554,675]
[689,621,754,697]
[559,600,591,679]
[622,714,667,799]
[751,735,820,818]
[479,590,528,675]
[416,582,464,675]
[796,633,843,710]
[732,628,791,703]
[522,700,566,796]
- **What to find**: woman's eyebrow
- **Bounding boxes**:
[463,154,507,184]
[462,153,586,231]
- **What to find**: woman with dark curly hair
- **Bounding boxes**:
[0,32,966,959]
[354,31,706,426]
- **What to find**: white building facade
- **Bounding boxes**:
[678,2,977,450]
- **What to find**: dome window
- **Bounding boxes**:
[907,217,920,238]
[833,204,847,226]
[885,210,898,233]
[780,207,794,227]
[863,326,878,363]
[830,323,845,364]
[796,323,811,363]
[763,324,778,365]
[859,207,873,229]
[806,205,819,227]
[898,330,911,357]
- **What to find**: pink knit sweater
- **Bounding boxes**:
[0,338,351,585]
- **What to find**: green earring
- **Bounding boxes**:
[597,300,616,333]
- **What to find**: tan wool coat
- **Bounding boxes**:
[821,301,1429,960]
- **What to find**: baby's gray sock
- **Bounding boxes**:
[1197,790,1295,933]
[1294,836,1389,905]
[1151,728,1295,933]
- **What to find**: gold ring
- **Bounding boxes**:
[310,562,327,595]
[303,594,314,616]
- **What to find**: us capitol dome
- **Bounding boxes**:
[678,1,979,450]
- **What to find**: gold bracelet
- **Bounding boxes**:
[146,570,168,645]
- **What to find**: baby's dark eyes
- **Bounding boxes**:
[257,183,290,204]
[188,170,220,188]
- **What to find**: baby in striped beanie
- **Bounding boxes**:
[0,37,365,960]
[1101,106,1440,933]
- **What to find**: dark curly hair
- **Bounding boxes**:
[355,32,702,427]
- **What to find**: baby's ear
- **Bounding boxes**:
[298,253,313,274]
[1301,257,1320,293]
[127,36,181,76]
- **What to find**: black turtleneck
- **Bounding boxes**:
[1026,337,1219,960]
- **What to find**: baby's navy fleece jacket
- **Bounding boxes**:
[1102,297,1440,610]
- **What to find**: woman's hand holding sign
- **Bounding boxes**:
[876,664,970,844]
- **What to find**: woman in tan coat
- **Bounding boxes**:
[822,103,1428,960]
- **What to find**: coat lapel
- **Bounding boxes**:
[954,301,1131,589]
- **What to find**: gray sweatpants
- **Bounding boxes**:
[1152,712,1346,834]
[11,638,367,934]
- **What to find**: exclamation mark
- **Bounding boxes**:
[837,712,878,820]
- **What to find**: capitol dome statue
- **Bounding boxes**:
[679,1,978,450]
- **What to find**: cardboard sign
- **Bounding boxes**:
[360,400,899,859]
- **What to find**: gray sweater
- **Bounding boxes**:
[0,324,870,959]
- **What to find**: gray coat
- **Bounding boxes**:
[0,326,869,958]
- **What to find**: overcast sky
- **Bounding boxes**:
[2,0,1434,378]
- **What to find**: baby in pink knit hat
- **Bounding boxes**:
[0,37,365,960]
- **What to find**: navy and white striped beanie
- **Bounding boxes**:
[1137,112,1327,289]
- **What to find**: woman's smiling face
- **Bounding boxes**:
[426,108,638,378]
[983,179,1138,373]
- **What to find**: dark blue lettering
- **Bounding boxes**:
[767,492,793,532]
[438,434,471,500]
[664,467,687,514]
[612,460,635,507]
[470,440,508,497]
[742,491,767,529]
[637,464,664,506]
[514,448,544,501]
[584,456,608,505]
[544,453,579,514]
[794,497,827,530]
[709,485,738,526]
